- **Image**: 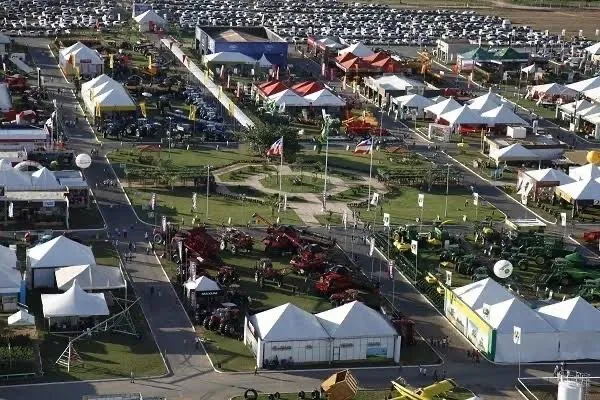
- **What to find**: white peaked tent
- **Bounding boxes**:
[393,94,434,111]
[0,159,34,190]
[81,74,136,116]
[579,105,600,118]
[439,105,486,126]
[569,163,600,181]
[528,83,578,99]
[27,236,96,288]
[0,244,17,270]
[431,95,447,104]
[481,104,527,126]
[269,89,310,107]
[55,264,125,291]
[453,278,514,310]
[244,303,331,367]
[8,310,35,326]
[339,42,375,58]
[424,97,462,118]
[41,280,109,318]
[317,301,400,362]
[585,42,600,56]
[303,89,346,107]
[58,42,103,76]
[555,179,600,202]
[184,276,221,293]
[31,167,60,189]
[133,9,167,32]
[537,297,600,360]
[567,76,600,93]
[0,264,21,295]
[560,99,593,116]
[521,64,536,74]
[468,91,503,113]
[257,54,273,68]
[475,298,558,363]
[523,168,574,186]
[204,52,257,65]
[582,86,600,102]
[491,143,539,163]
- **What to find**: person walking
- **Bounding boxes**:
[130,371,135,383]
[123,228,128,239]
[194,336,200,350]
[254,366,258,375]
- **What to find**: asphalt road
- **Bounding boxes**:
[1,38,599,400]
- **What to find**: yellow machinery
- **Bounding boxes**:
[417,51,432,76]
[391,378,457,400]
[321,370,359,400]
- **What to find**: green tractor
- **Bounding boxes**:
[393,224,419,252]
[578,278,600,302]
[536,253,586,288]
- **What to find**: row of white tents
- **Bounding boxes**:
[528,75,600,104]
[80,74,136,119]
[517,164,600,203]
[244,301,400,368]
[204,52,277,69]
[264,88,346,108]
[396,90,527,127]
[448,278,600,363]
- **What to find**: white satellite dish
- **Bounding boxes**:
[493,260,513,279]
[75,153,92,169]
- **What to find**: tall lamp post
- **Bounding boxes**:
[444,164,451,218]
[206,165,212,222]
[321,110,339,212]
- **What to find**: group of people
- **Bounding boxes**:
[466,349,481,363]
[429,337,450,348]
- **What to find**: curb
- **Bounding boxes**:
[443,151,556,225]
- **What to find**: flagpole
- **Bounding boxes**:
[323,134,329,212]
[367,136,373,211]
[278,142,283,212]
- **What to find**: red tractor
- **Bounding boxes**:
[583,230,600,243]
[254,258,285,287]
[290,243,330,275]
[314,265,379,296]
[202,303,242,336]
[170,226,220,263]
[218,228,254,254]
[329,288,382,309]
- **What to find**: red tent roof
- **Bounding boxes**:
[335,52,357,64]
[294,81,324,96]
[258,80,280,89]
[362,52,389,63]
[260,81,288,96]
[291,81,312,90]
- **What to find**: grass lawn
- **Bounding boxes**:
[259,174,329,194]
[124,187,302,226]
[219,165,275,182]
[109,147,257,172]
[358,186,504,225]
[197,328,256,372]
[301,148,394,173]
[89,240,120,267]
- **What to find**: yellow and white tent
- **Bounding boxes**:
[81,74,136,118]
[58,41,104,77]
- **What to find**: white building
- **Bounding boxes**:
[134,10,167,32]
[58,42,104,77]
[0,244,20,311]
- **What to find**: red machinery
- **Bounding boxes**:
[314,265,379,296]
[583,230,600,243]
[5,74,28,91]
[218,228,254,254]
[202,303,242,336]
[216,266,240,286]
[342,117,388,138]
[289,242,330,275]
[171,226,220,262]
[254,258,285,287]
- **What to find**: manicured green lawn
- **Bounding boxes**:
[197,328,256,372]
[125,187,302,226]
[301,148,393,173]
[219,165,274,182]
[69,206,105,229]
[259,174,329,194]
[89,240,120,267]
[356,186,504,224]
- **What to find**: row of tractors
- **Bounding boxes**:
[151,214,416,346]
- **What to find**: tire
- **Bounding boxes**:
[230,244,237,254]
[220,240,227,251]
[172,254,180,264]
[153,233,162,244]
[219,322,227,334]
[268,395,275,400]
[244,389,258,400]
[275,392,281,399]
[311,390,319,400]
[277,277,283,288]
[298,391,306,399]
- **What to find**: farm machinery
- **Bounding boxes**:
[216,266,240,286]
[218,227,254,254]
[578,278,600,301]
[202,303,242,337]
[254,258,286,288]
[170,226,221,263]
[315,264,379,296]
[342,116,389,138]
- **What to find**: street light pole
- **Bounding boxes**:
[206,165,211,222]
[444,164,450,218]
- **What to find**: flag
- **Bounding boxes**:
[417,193,424,208]
[8,202,13,218]
[473,193,479,206]
[560,212,567,227]
[162,216,167,232]
[342,210,347,230]
[266,137,283,156]
[369,237,375,256]
[139,102,147,118]
[283,194,288,211]
[151,192,156,210]
[109,54,114,69]
[189,104,197,121]
[383,213,390,227]
[410,240,418,255]
[148,55,152,70]
[192,193,197,211]
[178,240,183,262]
[370,192,379,206]
[388,260,395,280]
[353,137,373,154]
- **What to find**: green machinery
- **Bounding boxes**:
[535,252,587,288]
[578,278,600,301]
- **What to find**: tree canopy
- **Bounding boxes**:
[237,123,301,162]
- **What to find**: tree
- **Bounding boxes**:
[236,123,301,163]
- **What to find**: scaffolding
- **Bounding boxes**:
[55,297,141,372]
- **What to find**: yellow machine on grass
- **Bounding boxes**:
[392,378,457,400]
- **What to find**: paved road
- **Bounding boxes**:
[1,39,599,400]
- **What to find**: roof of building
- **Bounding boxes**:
[198,26,286,43]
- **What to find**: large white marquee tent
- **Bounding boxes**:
[81,74,136,119]
[569,163,600,181]
[468,91,503,113]
[537,297,600,360]
[244,302,400,368]
[55,264,125,291]
[58,42,103,76]
[338,42,374,58]
[41,280,109,318]
[27,236,96,288]
[555,179,600,203]
[491,143,539,163]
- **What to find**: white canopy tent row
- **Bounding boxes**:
[517,168,575,200]
[480,104,527,127]
[566,76,600,93]
[446,278,600,363]
[438,105,487,127]
[490,143,539,164]
[304,89,347,107]
[203,52,258,66]
[559,99,594,120]
[55,264,126,291]
[568,163,600,182]
[555,179,600,204]
[392,94,434,118]
[467,90,504,113]
[268,89,310,108]
[80,74,136,120]
[41,280,109,319]
[424,97,462,120]
[526,83,578,102]
[26,236,96,288]
[338,42,374,58]
[244,302,400,368]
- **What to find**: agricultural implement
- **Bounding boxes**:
[578,278,600,301]
[218,227,254,254]
[170,226,220,263]
[202,303,242,336]
[216,266,240,286]
[315,264,379,296]
[254,258,288,288]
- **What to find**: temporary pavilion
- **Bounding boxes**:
[438,105,487,127]
[517,168,574,200]
[55,264,126,291]
[268,89,310,108]
[555,179,600,204]
[26,236,96,288]
[392,94,434,117]
[133,9,167,32]
[338,42,374,58]
[0,244,21,309]
[424,97,461,120]
[568,163,600,181]
[490,143,540,164]
[41,280,109,324]
[481,104,528,127]
[203,52,257,66]
[537,297,600,360]
[468,91,503,113]
[81,74,136,121]
[303,89,346,108]
[58,42,103,77]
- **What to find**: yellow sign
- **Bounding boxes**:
[444,289,495,358]
[188,104,197,121]
[228,102,235,116]
[139,102,147,118]
[109,54,114,69]
[148,55,152,70]
[95,103,101,117]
